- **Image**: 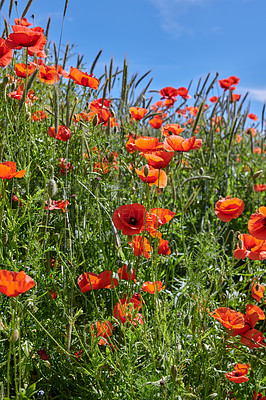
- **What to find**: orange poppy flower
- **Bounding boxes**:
[164,136,202,152]
[142,281,165,294]
[231,304,263,337]
[236,134,242,144]
[134,136,160,152]
[6,25,46,53]
[149,208,175,227]
[15,63,36,78]
[149,115,164,129]
[113,297,143,326]
[91,321,113,345]
[8,84,37,104]
[225,363,250,383]
[234,234,266,261]
[245,127,257,136]
[159,86,178,99]
[143,150,174,169]
[68,66,99,89]
[14,17,32,27]
[241,329,266,349]
[45,200,69,213]
[112,203,146,236]
[38,65,60,84]
[0,38,13,67]
[129,235,153,258]
[0,270,35,297]
[248,207,266,240]
[32,110,47,122]
[129,107,148,121]
[253,392,266,400]
[47,125,71,142]
[253,147,262,154]
[215,196,244,222]
[251,281,265,303]
[211,307,245,331]
[150,100,163,111]
[209,96,218,103]
[161,124,185,137]
[0,161,25,180]
[248,113,258,121]
[125,134,136,153]
[231,93,241,102]
[118,265,136,281]
[158,239,171,255]
[78,271,118,293]
[177,87,191,99]
[135,166,167,188]
[254,184,266,192]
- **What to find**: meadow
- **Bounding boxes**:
[0,1,265,399]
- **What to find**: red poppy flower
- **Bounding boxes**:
[241,329,266,349]
[161,124,185,137]
[113,297,143,326]
[164,136,202,152]
[159,87,178,99]
[6,25,46,53]
[68,66,99,89]
[0,270,35,297]
[0,161,25,180]
[231,94,241,102]
[248,207,266,240]
[215,196,244,222]
[234,234,266,261]
[15,63,36,78]
[158,239,171,255]
[125,135,136,153]
[225,363,250,383]
[254,184,266,192]
[14,17,32,27]
[45,200,69,213]
[59,158,73,176]
[91,321,113,345]
[149,115,164,129]
[78,271,118,293]
[148,208,175,228]
[32,110,47,122]
[251,281,265,303]
[129,235,153,258]
[142,150,174,169]
[118,265,136,281]
[219,76,239,91]
[0,38,13,67]
[253,391,266,400]
[209,96,218,103]
[150,100,163,111]
[8,84,37,104]
[38,349,49,360]
[38,64,60,84]
[142,281,165,294]
[231,304,262,336]
[248,113,258,121]
[177,87,191,99]
[211,307,245,331]
[135,166,167,188]
[134,136,160,152]
[47,125,71,142]
[112,203,146,236]
[129,107,148,121]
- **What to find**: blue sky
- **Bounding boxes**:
[2,0,266,119]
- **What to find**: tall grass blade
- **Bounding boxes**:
[90,50,102,75]
[21,0,34,20]
[45,17,51,38]
[8,0,13,18]
[63,0,69,17]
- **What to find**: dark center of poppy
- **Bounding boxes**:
[129,217,137,225]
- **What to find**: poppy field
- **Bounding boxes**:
[0,1,265,399]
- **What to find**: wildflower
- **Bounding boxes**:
[214,196,244,222]
[59,158,73,176]
[135,166,167,188]
[177,87,191,99]
[158,239,171,255]
[248,207,266,240]
[113,297,143,326]
[253,147,262,154]
[225,363,250,383]
[38,349,49,360]
[0,161,25,180]
[233,234,266,260]
[0,38,13,67]
[118,265,136,281]
[253,391,266,400]
[0,270,35,297]
[164,136,202,152]
[240,329,266,349]
[125,134,136,153]
[251,281,265,303]
[47,125,71,142]
[77,271,118,293]
[248,113,258,121]
[45,200,69,213]
[129,235,153,258]
[32,110,47,121]
[161,124,185,137]
[209,96,218,103]
[231,304,263,336]
[231,94,241,102]
[91,321,113,345]
[15,63,36,78]
[134,136,160,152]
[149,115,164,129]
[254,184,266,192]
[68,66,99,89]
[129,107,148,121]
[142,281,165,294]
[5,25,46,54]
[112,203,146,236]
[8,84,37,104]
[159,86,178,99]
[219,76,239,91]
[38,64,60,84]
[211,307,245,331]
[74,349,83,360]
[245,127,257,136]
[143,150,174,169]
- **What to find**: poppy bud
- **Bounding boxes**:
[66,238,72,249]
[92,114,98,126]
[2,233,8,246]
[238,239,243,249]
[253,170,263,179]
[176,160,181,168]
[171,365,178,381]
[143,164,149,177]
[11,329,19,342]
[199,167,204,175]
[47,179,57,199]
[3,76,9,85]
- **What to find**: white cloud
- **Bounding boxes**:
[241,87,266,103]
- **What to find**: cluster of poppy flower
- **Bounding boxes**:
[92,148,119,175]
